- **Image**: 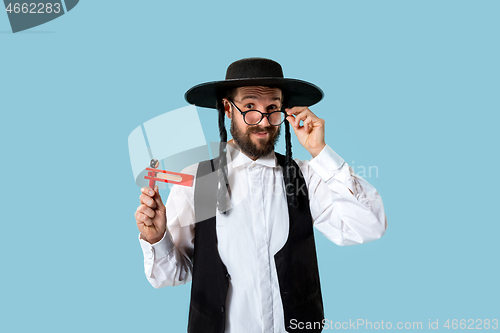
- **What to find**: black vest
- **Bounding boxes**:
[187,153,324,333]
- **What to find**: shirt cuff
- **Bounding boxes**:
[138,231,174,261]
[308,145,345,183]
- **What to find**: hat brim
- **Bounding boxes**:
[184,77,323,109]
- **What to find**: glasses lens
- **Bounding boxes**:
[268,111,284,125]
[244,111,262,125]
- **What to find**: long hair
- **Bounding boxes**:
[215,95,231,215]
[215,90,298,214]
[282,94,298,208]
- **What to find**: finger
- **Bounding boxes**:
[285,107,309,115]
[141,187,155,197]
[137,204,155,219]
[152,186,165,211]
[294,112,310,128]
[143,217,153,227]
[287,107,319,126]
[135,211,152,227]
[285,115,298,129]
[140,193,158,209]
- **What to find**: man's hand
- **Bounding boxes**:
[135,186,167,244]
[285,107,326,158]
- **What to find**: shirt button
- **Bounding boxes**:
[147,247,155,259]
[226,273,231,280]
[221,306,225,313]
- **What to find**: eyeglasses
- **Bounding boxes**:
[229,100,286,126]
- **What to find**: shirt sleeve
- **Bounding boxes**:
[297,145,387,246]
[138,164,198,288]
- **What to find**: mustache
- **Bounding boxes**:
[247,126,276,134]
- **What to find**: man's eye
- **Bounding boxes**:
[246,104,254,109]
[268,105,278,110]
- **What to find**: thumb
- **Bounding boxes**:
[286,115,297,129]
[152,185,165,211]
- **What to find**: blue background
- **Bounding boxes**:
[1,1,498,332]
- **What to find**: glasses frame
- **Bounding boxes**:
[229,100,286,126]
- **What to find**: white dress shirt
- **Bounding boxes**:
[139,144,387,333]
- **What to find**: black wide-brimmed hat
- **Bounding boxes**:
[184,57,324,109]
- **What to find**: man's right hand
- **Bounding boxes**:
[135,186,167,244]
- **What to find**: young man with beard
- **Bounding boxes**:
[135,58,387,333]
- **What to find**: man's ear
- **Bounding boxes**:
[222,98,232,119]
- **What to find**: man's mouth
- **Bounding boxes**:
[252,131,269,137]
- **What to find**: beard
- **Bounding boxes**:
[230,119,281,159]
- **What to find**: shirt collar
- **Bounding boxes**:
[227,143,277,169]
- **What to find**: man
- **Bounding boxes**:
[135,58,387,332]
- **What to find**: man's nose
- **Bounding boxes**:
[259,113,271,127]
